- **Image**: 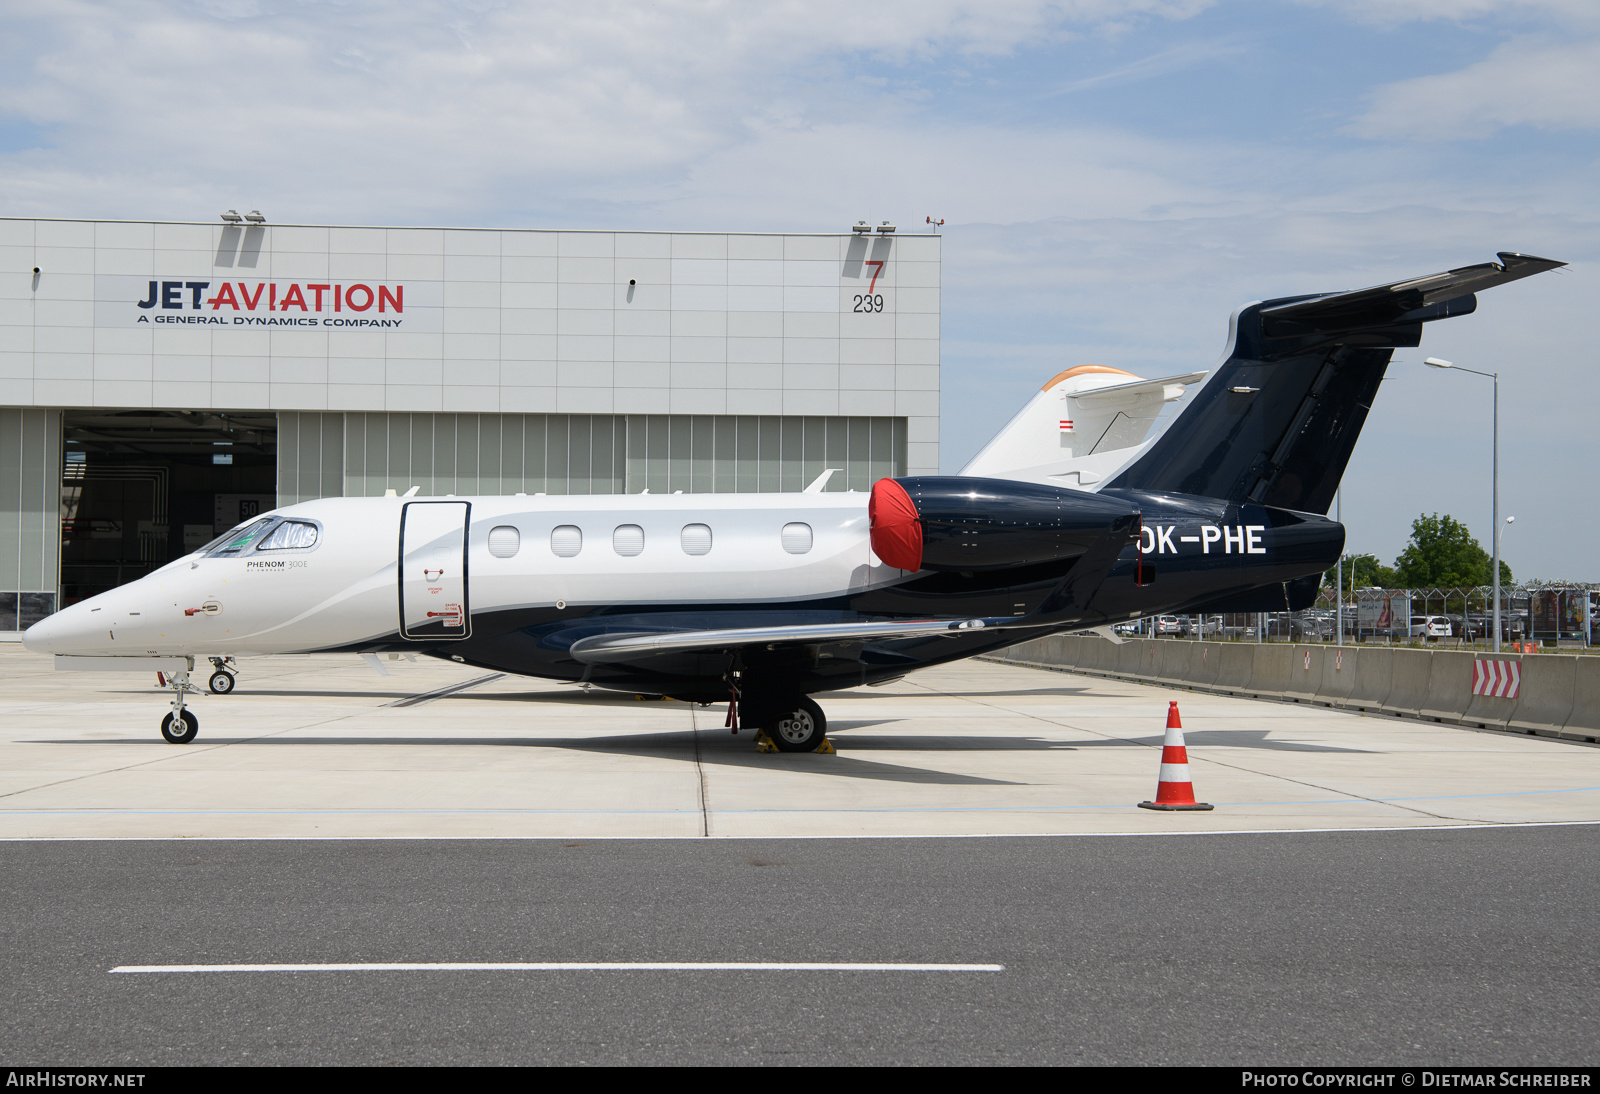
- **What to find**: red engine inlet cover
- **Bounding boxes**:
[869,478,923,571]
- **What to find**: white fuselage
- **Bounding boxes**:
[25,492,903,660]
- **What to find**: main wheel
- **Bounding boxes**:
[161,709,199,744]
[208,671,235,695]
[766,697,827,753]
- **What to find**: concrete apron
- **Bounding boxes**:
[3,649,1599,840]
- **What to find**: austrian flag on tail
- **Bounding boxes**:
[1472,659,1521,699]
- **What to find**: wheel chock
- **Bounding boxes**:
[754,730,779,753]
[814,739,836,754]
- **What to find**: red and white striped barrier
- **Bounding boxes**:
[1472,659,1521,699]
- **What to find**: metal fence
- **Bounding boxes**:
[1125,583,1599,651]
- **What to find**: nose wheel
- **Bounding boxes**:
[158,661,200,744]
[161,709,198,744]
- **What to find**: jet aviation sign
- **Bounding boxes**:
[92,276,443,331]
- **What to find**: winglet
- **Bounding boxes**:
[804,468,842,494]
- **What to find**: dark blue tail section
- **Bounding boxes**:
[1106,252,1563,514]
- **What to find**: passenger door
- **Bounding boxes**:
[399,501,471,640]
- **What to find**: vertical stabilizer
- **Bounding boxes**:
[960,365,1205,487]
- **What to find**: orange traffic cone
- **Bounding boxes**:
[1138,701,1214,812]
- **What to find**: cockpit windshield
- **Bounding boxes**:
[204,518,275,557]
[256,521,319,550]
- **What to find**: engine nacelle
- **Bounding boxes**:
[869,476,1139,572]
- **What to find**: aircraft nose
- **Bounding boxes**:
[22,601,97,655]
[22,610,63,653]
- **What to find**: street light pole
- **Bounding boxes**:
[1424,358,1502,652]
[1335,486,1343,648]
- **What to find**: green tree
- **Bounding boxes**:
[1325,553,1398,590]
[1392,513,1512,588]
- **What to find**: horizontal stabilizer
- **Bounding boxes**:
[1259,252,1565,338]
[1070,371,1209,405]
[1107,251,1566,512]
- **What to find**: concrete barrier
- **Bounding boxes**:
[1247,643,1296,700]
[1283,645,1323,704]
[1419,651,1475,723]
[1461,656,1519,730]
[1318,645,1357,707]
[1116,639,1147,677]
[1081,635,1114,673]
[1191,643,1223,689]
[1346,647,1394,712]
[1158,642,1203,688]
[1563,658,1600,742]
[1506,655,1578,738]
[1006,637,1047,666]
[983,637,1591,742]
[1214,644,1255,693]
[1381,649,1434,719]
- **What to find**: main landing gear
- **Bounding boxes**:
[207,656,237,695]
[158,659,201,744]
[761,696,828,753]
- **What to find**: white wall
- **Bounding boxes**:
[0,221,940,475]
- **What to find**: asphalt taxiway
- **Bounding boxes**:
[3,828,1597,1065]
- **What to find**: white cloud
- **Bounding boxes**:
[0,0,1212,221]
[1298,0,1600,27]
[1351,37,1600,140]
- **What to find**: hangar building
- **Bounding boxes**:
[0,218,940,636]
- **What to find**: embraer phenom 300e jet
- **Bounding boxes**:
[24,252,1563,750]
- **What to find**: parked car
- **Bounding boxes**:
[1182,615,1222,637]
[1266,613,1333,641]
[1409,615,1453,639]
[1153,615,1184,636]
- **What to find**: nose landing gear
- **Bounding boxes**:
[158,659,200,744]
[207,656,237,694]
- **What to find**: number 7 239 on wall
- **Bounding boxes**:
[852,259,887,313]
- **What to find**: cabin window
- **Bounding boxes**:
[551,525,582,557]
[487,526,520,558]
[613,524,645,557]
[255,521,318,551]
[781,522,813,554]
[680,523,712,556]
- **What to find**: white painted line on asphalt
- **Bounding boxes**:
[111,961,1004,973]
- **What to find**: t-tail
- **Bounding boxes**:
[1107,251,1566,512]
[964,252,1565,513]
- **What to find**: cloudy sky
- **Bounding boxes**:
[2,0,1595,578]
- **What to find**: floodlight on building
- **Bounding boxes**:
[876,222,896,233]
[221,210,243,223]
[244,210,266,223]
[852,222,872,234]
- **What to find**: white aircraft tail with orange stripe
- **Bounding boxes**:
[959,364,1206,488]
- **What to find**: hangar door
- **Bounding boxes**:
[399,501,471,640]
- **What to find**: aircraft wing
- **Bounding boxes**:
[1259,251,1565,336]
[568,618,997,666]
